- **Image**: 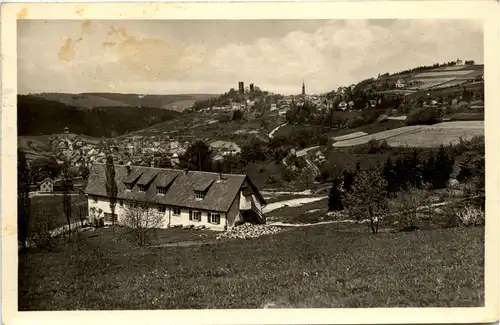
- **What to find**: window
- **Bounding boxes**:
[209,213,221,224]
[119,200,123,207]
[138,184,147,192]
[104,212,117,223]
[195,190,205,200]
[157,186,167,195]
[173,207,181,216]
[125,183,133,191]
[191,211,201,222]
[93,196,98,203]
[158,205,166,213]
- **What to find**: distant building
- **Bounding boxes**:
[338,101,348,111]
[249,83,254,92]
[395,79,406,88]
[39,178,54,192]
[238,81,245,94]
[456,58,464,66]
[302,81,306,96]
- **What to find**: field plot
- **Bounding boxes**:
[333,131,368,141]
[333,126,422,147]
[333,121,483,148]
[385,122,484,148]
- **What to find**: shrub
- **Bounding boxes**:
[29,210,58,250]
[392,187,425,231]
[406,106,441,126]
[347,116,366,129]
[456,206,485,227]
[232,110,244,121]
[328,177,344,211]
[266,175,278,185]
[377,114,389,123]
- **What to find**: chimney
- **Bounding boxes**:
[126,161,132,174]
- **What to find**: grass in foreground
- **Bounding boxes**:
[19,224,484,310]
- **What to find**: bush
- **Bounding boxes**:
[406,106,441,126]
[377,114,389,123]
[392,187,425,231]
[29,210,58,250]
[347,116,366,129]
[232,110,244,121]
[456,206,485,227]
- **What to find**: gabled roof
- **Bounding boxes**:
[85,164,266,212]
[122,169,143,184]
[136,169,159,186]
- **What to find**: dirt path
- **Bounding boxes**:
[268,123,287,139]
[263,196,328,213]
[267,196,479,228]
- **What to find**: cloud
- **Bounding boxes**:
[18,19,483,95]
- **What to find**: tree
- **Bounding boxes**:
[30,156,60,183]
[433,145,454,189]
[383,156,396,195]
[105,146,118,226]
[392,186,424,232]
[18,149,31,250]
[300,167,313,189]
[181,140,213,172]
[328,176,344,211]
[232,110,244,121]
[156,155,173,169]
[61,160,73,241]
[345,168,388,234]
[122,201,165,246]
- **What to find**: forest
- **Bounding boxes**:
[18,95,180,137]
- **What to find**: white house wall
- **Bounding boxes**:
[88,196,226,230]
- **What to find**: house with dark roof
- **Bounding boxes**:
[85,164,267,230]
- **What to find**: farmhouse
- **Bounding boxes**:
[38,178,54,193]
[85,164,267,231]
[395,79,407,88]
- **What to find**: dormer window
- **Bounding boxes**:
[195,190,205,200]
[138,184,147,192]
[157,186,167,195]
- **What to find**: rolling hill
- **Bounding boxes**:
[357,64,484,94]
[31,93,218,112]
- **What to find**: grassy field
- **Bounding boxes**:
[30,195,88,228]
[332,121,484,148]
[329,120,407,139]
[385,122,484,148]
[18,224,484,310]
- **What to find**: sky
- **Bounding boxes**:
[17,19,484,95]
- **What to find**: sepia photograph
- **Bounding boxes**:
[2,1,499,324]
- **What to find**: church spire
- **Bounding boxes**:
[302,80,305,95]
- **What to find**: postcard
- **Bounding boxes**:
[1,1,499,324]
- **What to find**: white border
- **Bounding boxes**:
[1,2,499,324]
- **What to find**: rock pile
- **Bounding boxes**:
[216,223,282,240]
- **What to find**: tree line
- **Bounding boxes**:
[18,95,180,137]
[328,138,485,233]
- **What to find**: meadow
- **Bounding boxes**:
[18,224,484,310]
